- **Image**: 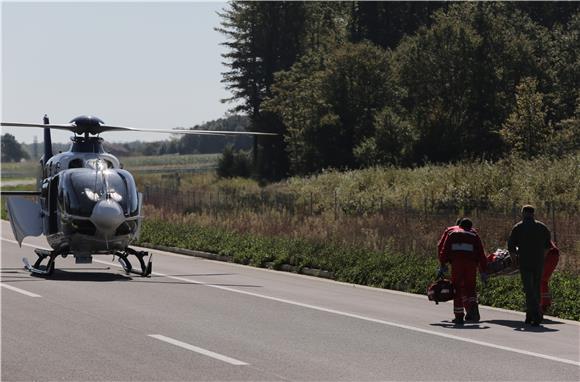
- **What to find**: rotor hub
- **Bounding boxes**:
[69,115,105,135]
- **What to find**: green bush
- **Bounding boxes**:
[217,146,252,178]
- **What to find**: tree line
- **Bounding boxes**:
[218,1,580,179]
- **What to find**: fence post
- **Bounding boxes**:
[551,200,557,243]
[310,192,314,216]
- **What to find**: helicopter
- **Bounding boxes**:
[1,115,275,277]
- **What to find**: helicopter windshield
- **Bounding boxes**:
[61,169,139,217]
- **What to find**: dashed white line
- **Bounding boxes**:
[148,334,249,366]
[0,283,41,298]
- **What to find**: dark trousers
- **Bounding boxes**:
[520,264,544,321]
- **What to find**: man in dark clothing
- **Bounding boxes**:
[508,205,551,326]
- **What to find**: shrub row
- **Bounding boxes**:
[138,219,580,321]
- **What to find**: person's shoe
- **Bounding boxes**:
[452,317,464,326]
[465,307,480,322]
[531,320,541,327]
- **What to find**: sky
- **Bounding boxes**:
[1,0,237,144]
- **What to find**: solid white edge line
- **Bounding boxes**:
[0,283,41,298]
[148,334,248,366]
[3,237,580,367]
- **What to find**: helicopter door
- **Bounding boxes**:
[47,176,59,234]
[6,197,43,246]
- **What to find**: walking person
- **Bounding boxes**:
[437,218,462,256]
[508,205,551,326]
[438,218,488,326]
[541,240,560,314]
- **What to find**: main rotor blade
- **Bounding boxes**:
[1,122,277,136]
[1,122,75,130]
[99,125,277,136]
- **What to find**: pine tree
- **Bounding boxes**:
[501,77,553,159]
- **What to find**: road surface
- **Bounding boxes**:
[1,220,579,381]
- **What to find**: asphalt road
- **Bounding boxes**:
[1,220,579,381]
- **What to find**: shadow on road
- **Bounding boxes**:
[483,319,560,332]
[149,273,236,278]
[430,321,490,330]
[40,269,132,282]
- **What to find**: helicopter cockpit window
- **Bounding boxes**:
[62,169,138,217]
[85,159,110,171]
[116,170,139,216]
[68,159,83,168]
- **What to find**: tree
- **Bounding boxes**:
[500,77,552,159]
[392,8,480,162]
[265,42,401,174]
[350,1,446,49]
[217,145,252,178]
[217,2,310,179]
[1,134,30,162]
[547,13,580,123]
[217,2,351,179]
[392,2,551,163]
[354,107,415,167]
[548,97,580,157]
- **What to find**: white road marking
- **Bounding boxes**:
[148,334,248,366]
[2,238,579,367]
[0,283,41,298]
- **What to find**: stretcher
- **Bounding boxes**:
[486,248,519,276]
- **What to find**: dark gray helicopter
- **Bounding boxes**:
[1,115,275,277]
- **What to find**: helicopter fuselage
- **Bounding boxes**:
[39,136,141,260]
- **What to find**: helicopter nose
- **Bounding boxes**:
[90,199,125,234]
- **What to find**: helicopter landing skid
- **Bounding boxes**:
[22,249,58,276]
[116,248,152,277]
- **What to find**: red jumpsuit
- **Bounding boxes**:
[437,225,458,256]
[440,227,487,319]
[541,241,559,313]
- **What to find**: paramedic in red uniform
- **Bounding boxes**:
[541,241,560,314]
[437,218,462,256]
[438,218,488,326]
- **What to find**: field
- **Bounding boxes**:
[0,153,219,180]
[118,153,219,174]
[0,160,38,181]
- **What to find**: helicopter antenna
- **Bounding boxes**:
[43,114,53,163]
